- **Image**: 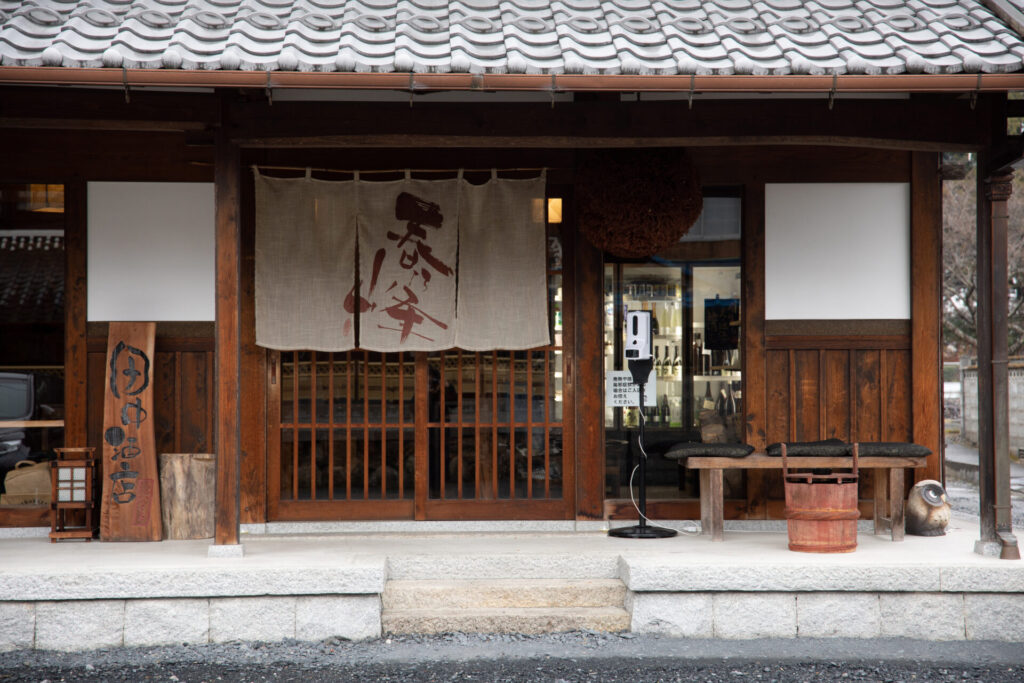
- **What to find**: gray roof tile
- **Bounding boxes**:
[2,0,1024,75]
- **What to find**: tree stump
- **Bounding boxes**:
[159,453,215,540]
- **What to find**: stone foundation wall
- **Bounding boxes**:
[0,595,381,652]
[628,591,1024,641]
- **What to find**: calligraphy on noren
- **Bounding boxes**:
[347,191,454,345]
[104,341,151,505]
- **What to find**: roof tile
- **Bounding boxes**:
[1,0,1022,75]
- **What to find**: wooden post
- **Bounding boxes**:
[975,161,1020,559]
[743,182,768,519]
[910,152,943,483]
[64,179,88,448]
[214,106,242,549]
[572,197,603,520]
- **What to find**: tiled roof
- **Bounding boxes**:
[1,1,1023,76]
[0,232,64,325]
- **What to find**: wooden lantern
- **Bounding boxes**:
[49,447,98,542]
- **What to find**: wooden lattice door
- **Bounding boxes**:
[268,342,572,521]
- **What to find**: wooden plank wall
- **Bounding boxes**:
[764,336,913,445]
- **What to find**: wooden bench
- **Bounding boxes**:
[684,453,928,542]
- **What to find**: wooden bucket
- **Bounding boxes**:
[782,443,860,553]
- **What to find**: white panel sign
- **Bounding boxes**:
[606,371,658,407]
[764,183,911,320]
[88,182,215,321]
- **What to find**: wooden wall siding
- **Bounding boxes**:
[86,344,214,467]
[764,338,913,445]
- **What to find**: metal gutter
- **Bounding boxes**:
[2,67,1024,93]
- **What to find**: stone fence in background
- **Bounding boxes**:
[960,360,1024,455]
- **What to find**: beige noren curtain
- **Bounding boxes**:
[357,177,460,352]
[455,172,550,350]
[254,170,548,353]
[254,172,357,351]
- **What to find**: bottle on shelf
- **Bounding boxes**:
[660,393,670,427]
[671,345,681,380]
[692,333,703,376]
[653,345,661,377]
[651,302,660,336]
[702,381,715,410]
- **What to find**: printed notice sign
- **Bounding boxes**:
[606,371,657,407]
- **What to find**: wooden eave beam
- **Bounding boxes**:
[227,98,988,152]
[0,86,217,132]
[983,135,1024,176]
[1005,99,1024,118]
[0,117,209,132]
[0,86,991,150]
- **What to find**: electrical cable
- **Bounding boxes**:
[629,405,700,536]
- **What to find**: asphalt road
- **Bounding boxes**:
[2,634,1022,683]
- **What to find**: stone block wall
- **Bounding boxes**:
[628,591,1024,641]
[0,595,381,652]
[961,367,1024,453]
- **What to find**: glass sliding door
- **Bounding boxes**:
[603,194,743,505]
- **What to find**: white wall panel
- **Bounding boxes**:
[87,182,215,321]
[764,183,910,320]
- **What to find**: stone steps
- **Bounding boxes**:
[382,578,630,634]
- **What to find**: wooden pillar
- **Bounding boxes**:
[214,109,242,548]
[975,161,1020,559]
[573,192,604,520]
[64,179,88,447]
[742,182,767,518]
[910,152,942,482]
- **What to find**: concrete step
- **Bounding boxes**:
[385,552,621,580]
[381,578,630,634]
[383,578,627,610]
[382,606,631,635]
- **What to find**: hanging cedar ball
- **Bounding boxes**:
[577,148,703,258]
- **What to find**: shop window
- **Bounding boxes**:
[0,183,66,507]
[603,194,741,502]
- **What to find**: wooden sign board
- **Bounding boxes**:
[100,322,161,541]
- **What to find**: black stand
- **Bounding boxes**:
[609,360,677,539]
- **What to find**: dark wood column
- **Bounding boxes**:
[975,163,1020,559]
[574,198,604,520]
[64,179,88,447]
[214,108,242,547]
[910,152,943,482]
[742,182,767,518]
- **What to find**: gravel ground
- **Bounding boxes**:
[1,633,1022,683]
